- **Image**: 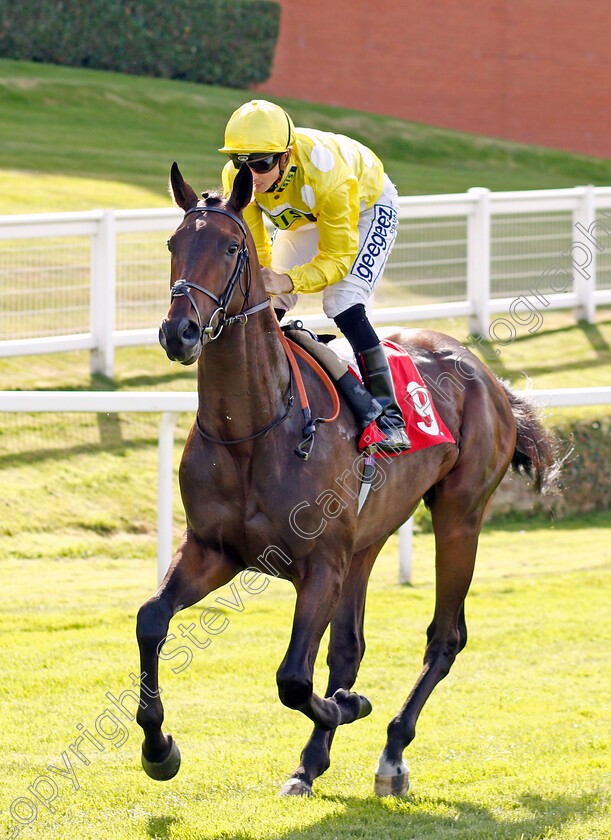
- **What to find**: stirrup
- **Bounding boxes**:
[374,424,412,454]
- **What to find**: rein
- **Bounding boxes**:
[274,320,340,459]
[195,372,295,446]
[172,202,339,458]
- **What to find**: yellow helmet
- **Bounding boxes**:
[219,100,296,155]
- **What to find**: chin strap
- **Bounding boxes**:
[265,170,284,193]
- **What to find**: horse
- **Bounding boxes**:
[135,161,558,797]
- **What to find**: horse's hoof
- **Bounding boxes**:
[280,777,313,797]
[332,688,373,723]
[374,760,410,797]
[141,736,181,781]
[357,694,373,719]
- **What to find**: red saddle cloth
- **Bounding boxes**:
[356,340,455,455]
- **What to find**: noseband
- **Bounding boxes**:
[170,204,270,341]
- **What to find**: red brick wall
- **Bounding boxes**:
[255,0,611,158]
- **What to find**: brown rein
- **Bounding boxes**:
[274,317,341,459]
[195,313,340,458]
[274,317,340,421]
[194,306,340,458]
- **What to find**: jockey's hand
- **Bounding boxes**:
[261,267,293,295]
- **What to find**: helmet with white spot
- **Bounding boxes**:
[219,100,296,155]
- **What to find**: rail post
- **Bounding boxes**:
[90,210,116,377]
[467,187,491,336]
[157,412,179,584]
[572,184,596,324]
[398,517,414,584]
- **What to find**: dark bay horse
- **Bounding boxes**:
[136,162,558,796]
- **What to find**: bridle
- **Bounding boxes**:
[169,204,270,342]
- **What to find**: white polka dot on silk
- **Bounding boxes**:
[338,140,354,166]
[360,146,374,167]
[311,144,335,173]
[301,185,316,209]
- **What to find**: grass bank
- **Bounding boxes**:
[2,59,611,214]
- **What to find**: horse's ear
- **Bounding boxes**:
[227,163,253,215]
[169,162,199,212]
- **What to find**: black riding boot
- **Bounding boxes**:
[335,370,384,431]
[333,304,411,454]
[356,344,411,454]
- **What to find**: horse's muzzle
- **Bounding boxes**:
[159,316,201,365]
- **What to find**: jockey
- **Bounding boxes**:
[220,99,411,454]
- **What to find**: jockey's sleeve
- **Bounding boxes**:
[286,178,360,294]
[243,202,272,268]
[221,163,272,268]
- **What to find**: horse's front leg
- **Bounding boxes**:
[276,562,373,738]
[136,528,241,780]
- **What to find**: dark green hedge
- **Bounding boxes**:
[0,0,280,87]
[553,417,611,515]
[487,416,611,520]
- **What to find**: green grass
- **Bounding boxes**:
[0,514,609,840]
[2,58,611,215]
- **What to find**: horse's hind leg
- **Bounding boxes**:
[282,541,383,796]
[275,556,373,739]
[136,528,241,780]
[375,496,483,796]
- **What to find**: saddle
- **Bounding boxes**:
[281,320,455,458]
[282,321,351,381]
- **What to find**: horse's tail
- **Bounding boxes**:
[500,381,563,494]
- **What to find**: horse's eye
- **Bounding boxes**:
[166,239,173,253]
[227,243,239,256]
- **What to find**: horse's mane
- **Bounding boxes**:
[200,190,224,206]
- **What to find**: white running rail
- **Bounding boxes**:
[1,386,610,584]
[1,185,611,376]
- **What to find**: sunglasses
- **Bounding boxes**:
[229,153,282,173]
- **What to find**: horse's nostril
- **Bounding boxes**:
[179,319,200,346]
[159,316,201,361]
[158,323,168,349]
